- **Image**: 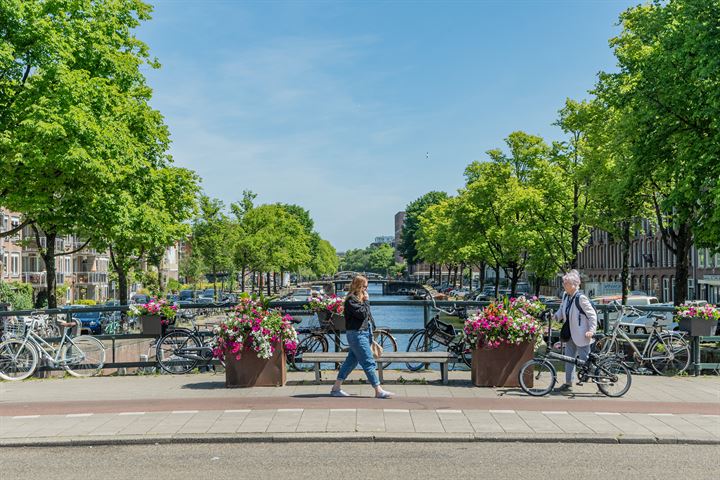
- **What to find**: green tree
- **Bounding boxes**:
[192,196,235,300]
[399,191,449,269]
[0,0,165,308]
[594,0,720,303]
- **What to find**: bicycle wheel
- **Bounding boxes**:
[595,358,632,397]
[518,358,556,396]
[374,329,397,368]
[593,335,619,357]
[405,331,447,371]
[62,336,106,377]
[156,330,202,374]
[0,339,38,381]
[288,334,328,371]
[648,335,690,376]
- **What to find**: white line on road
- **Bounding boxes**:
[66,413,93,417]
[649,413,674,417]
[542,411,569,415]
[489,410,516,414]
[384,409,410,413]
[437,410,463,414]
[171,410,199,414]
[595,412,621,416]
[224,410,251,413]
[330,409,356,412]
[118,412,145,416]
[12,415,39,419]
[277,409,303,412]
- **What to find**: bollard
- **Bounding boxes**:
[139,354,149,374]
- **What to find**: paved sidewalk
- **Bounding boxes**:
[1,371,718,445]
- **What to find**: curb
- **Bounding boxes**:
[2,432,718,447]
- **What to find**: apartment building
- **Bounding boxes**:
[19,225,110,304]
[577,220,720,304]
[0,208,23,282]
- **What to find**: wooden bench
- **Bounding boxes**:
[301,351,456,385]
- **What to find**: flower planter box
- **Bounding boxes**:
[139,315,163,336]
[471,340,534,387]
[317,311,346,332]
[225,343,286,388]
[678,317,718,337]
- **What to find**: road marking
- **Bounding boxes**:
[330,409,356,412]
[384,409,410,413]
[542,411,569,415]
[118,412,145,416]
[12,415,39,419]
[489,410,516,414]
[595,412,621,416]
[649,413,674,417]
[171,410,199,414]
[66,413,93,418]
[437,409,463,414]
[701,414,720,418]
[277,409,303,412]
[224,409,251,413]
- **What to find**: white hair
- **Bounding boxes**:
[562,269,581,287]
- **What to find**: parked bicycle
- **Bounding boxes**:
[518,347,632,397]
[154,314,226,374]
[0,313,105,381]
[405,299,472,371]
[594,305,690,376]
[288,313,398,371]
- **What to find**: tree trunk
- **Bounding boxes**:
[44,232,58,309]
[118,268,128,305]
[674,221,692,306]
[509,261,519,297]
[459,264,464,288]
[494,265,500,297]
[621,221,631,306]
[477,262,486,291]
[155,256,164,297]
[266,272,271,296]
[241,266,246,292]
[212,264,217,300]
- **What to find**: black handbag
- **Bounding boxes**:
[560,319,571,342]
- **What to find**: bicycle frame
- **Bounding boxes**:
[602,321,683,363]
[13,316,78,368]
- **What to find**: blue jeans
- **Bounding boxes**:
[337,328,380,387]
[564,339,591,384]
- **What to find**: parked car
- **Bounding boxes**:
[63,306,102,335]
[179,289,195,301]
[130,294,150,305]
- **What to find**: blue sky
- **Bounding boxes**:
[138,0,639,252]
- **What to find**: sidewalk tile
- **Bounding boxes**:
[296,409,330,433]
[543,411,594,434]
[177,411,223,434]
[117,412,171,435]
[326,409,357,432]
[463,410,504,433]
[678,414,720,438]
[568,412,621,435]
[266,410,303,433]
[407,410,442,433]
[206,411,251,434]
[436,410,473,433]
[236,410,276,433]
[517,411,564,434]
[490,411,532,434]
[383,410,414,433]
[356,409,385,432]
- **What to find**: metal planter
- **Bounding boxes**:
[224,343,286,388]
[678,317,718,337]
[471,340,535,387]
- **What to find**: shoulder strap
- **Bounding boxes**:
[574,294,587,319]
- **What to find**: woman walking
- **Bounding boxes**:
[331,275,394,399]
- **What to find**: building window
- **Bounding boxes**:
[10,254,19,276]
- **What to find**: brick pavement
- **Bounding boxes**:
[0,370,718,445]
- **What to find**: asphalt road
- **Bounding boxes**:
[1,442,715,479]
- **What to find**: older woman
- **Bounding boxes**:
[553,269,597,393]
[330,275,394,399]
